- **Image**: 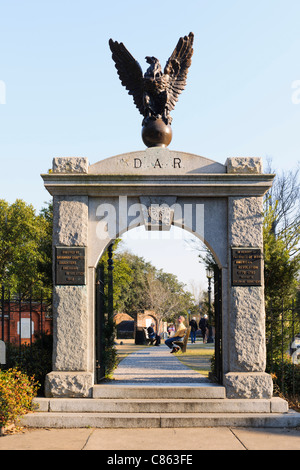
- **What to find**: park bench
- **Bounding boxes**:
[173,326,191,353]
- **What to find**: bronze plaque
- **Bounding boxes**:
[55,247,86,285]
[231,248,262,286]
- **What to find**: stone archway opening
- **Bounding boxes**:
[93,222,222,385]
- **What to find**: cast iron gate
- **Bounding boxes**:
[214,267,222,384]
[95,243,114,383]
[95,264,105,382]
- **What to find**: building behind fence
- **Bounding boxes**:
[0,286,52,347]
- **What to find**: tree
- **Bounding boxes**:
[145,269,195,325]
[264,203,300,307]
[98,240,134,314]
[37,201,53,293]
[0,199,53,297]
[98,243,197,323]
[265,162,300,257]
[263,163,300,362]
[116,250,153,315]
[263,162,300,304]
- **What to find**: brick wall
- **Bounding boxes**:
[0,303,52,345]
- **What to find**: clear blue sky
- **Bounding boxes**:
[1,0,300,291]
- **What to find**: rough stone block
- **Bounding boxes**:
[229,286,266,372]
[229,196,263,247]
[53,196,88,246]
[52,286,88,371]
[224,372,273,399]
[226,157,262,174]
[45,371,93,398]
[53,157,89,173]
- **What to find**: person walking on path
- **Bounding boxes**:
[189,317,198,344]
[199,314,208,344]
[165,315,187,353]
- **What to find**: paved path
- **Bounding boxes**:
[111,344,209,384]
[1,427,300,450]
[1,344,300,450]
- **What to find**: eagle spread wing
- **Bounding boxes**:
[109,39,144,116]
[163,32,194,114]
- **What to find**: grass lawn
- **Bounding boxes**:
[115,339,214,377]
[175,342,214,377]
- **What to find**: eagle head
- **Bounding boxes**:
[144,56,163,80]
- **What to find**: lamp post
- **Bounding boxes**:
[206,267,214,344]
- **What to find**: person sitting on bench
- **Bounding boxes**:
[147,323,161,346]
[165,315,186,353]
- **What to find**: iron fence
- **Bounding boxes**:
[0,285,52,357]
[266,300,300,397]
[1,281,299,397]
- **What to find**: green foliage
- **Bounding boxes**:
[0,199,53,297]
[37,202,53,292]
[114,249,154,314]
[103,292,118,379]
[263,198,300,363]
[4,334,53,396]
[98,242,120,378]
[263,201,300,307]
[268,355,300,397]
[0,368,39,428]
[103,318,118,379]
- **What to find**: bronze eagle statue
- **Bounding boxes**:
[109,33,194,133]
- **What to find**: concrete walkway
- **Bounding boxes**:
[1,345,300,450]
[1,426,300,450]
[111,344,209,384]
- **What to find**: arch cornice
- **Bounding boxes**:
[42,149,274,198]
